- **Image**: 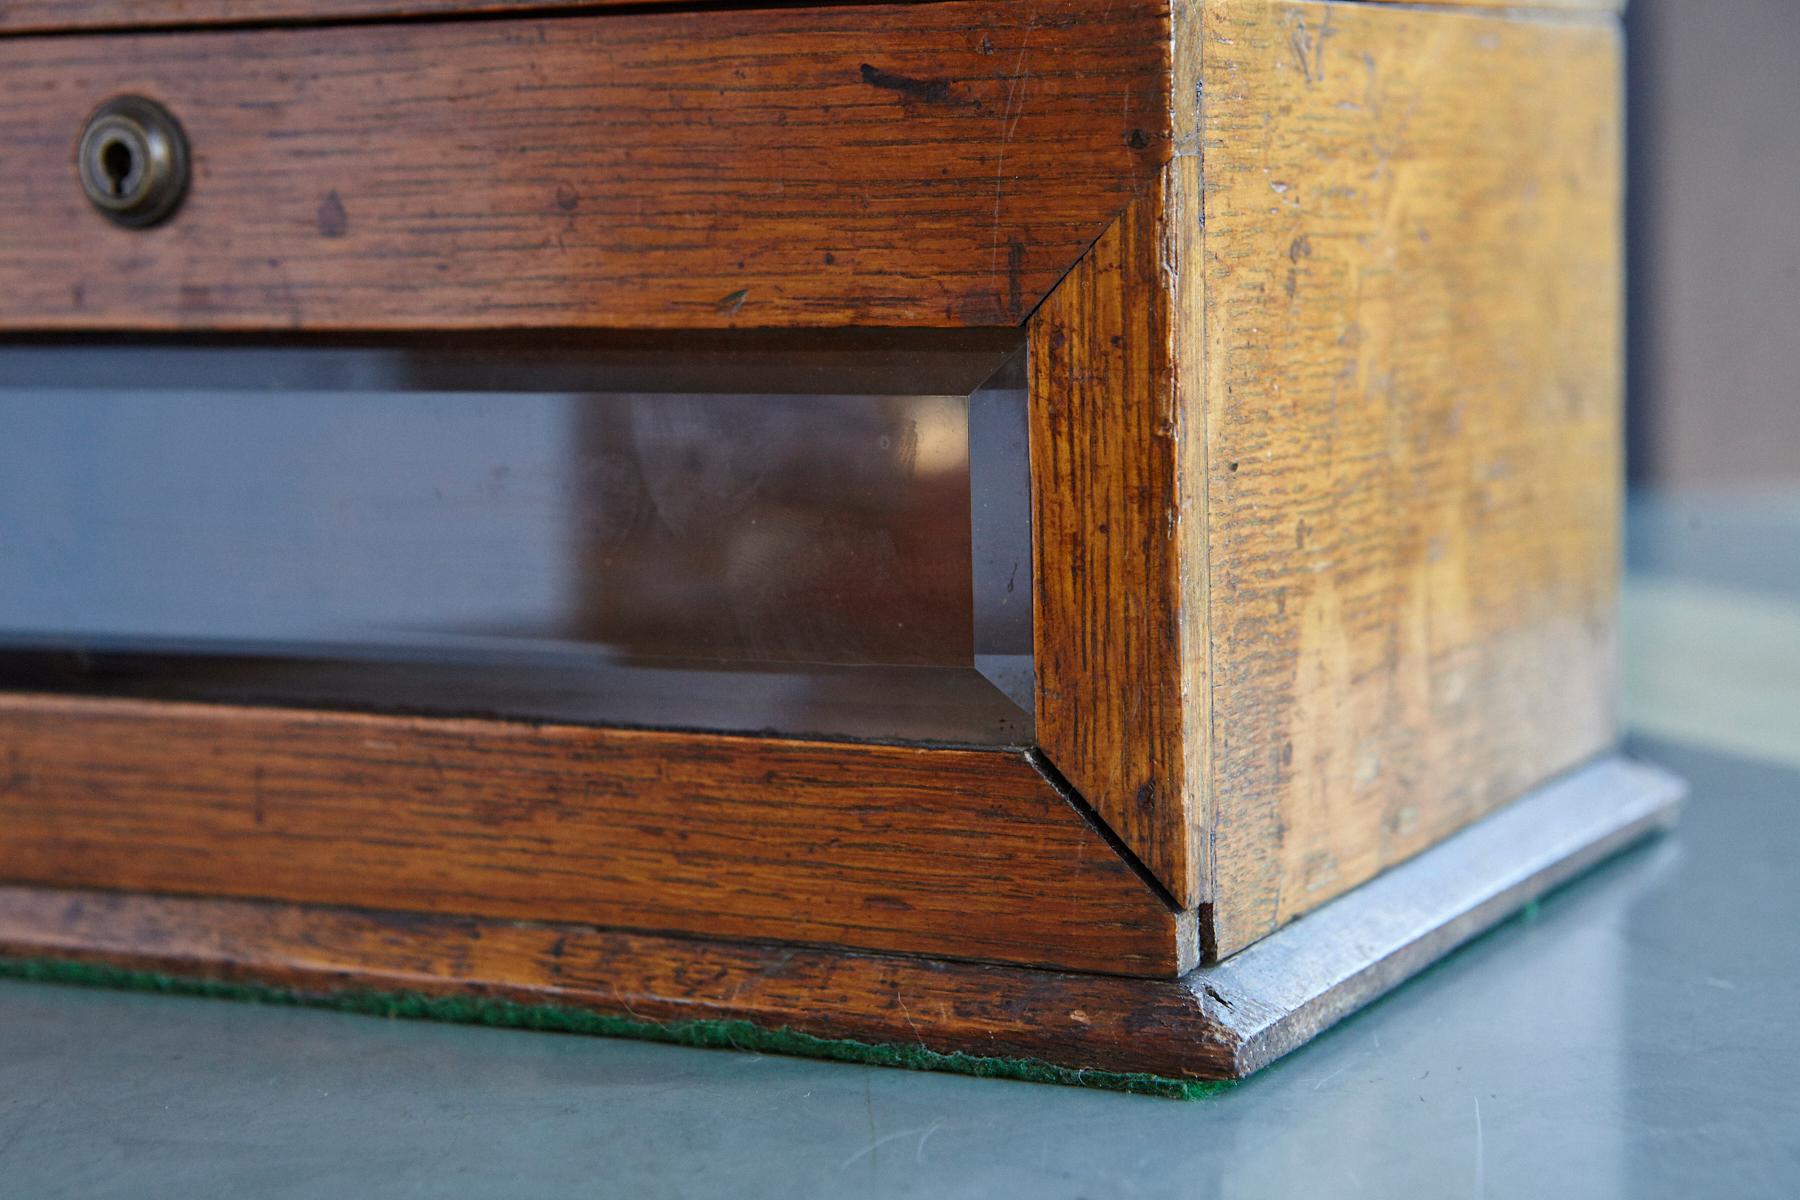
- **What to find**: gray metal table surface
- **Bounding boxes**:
[1,490,1796,1200]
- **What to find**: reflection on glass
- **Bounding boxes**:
[0,334,1031,745]
[571,391,974,666]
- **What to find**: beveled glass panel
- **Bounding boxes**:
[0,333,1031,744]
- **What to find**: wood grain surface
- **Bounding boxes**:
[1028,195,1203,908]
[0,0,1168,330]
[1020,0,1628,934]
[0,694,1195,975]
[0,0,1630,37]
[1190,0,1625,954]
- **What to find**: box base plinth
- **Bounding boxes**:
[0,756,1680,1090]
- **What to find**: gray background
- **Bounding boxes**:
[1626,0,1800,489]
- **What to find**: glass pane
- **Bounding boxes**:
[0,333,1032,745]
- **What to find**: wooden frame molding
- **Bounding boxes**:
[0,695,1195,976]
[1029,194,1203,908]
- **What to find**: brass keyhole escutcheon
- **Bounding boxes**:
[77,95,190,229]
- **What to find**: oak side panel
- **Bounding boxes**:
[0,0,1169,330]
[1195,0,1624,954]
[0,0,1627,36]
[1029,196,1204,908]
[0,695,1193,975]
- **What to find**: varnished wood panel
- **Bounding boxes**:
[1191,0,1625,954]
[0,695,1194,975]
[1028,196,1202,907]
[0,755,1680,1082]
[0,0,1168,330]
[0,0,1629,37]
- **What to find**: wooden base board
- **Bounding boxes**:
[0,756,1680,1086]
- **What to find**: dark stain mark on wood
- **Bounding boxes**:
[554,183,579,212]
[1007,238,1025,317]
[317,190,348,238]
[859,63,952,104]
[1127,128,1150,150]
[0,747,24,797]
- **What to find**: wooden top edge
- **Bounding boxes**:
[0,0,1623,38]
[1336,0,1622,12]
[0,1,714,36]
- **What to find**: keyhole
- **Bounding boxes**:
[100,137,137,197]
[78,95,190,227]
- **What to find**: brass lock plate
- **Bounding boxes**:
[77,95,189,228]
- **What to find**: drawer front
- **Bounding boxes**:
[0,1,1167,331]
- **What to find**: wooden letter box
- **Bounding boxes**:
[0,0,1680,1088]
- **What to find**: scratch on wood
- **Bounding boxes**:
[990,22,1035,304]
[1285,6,1335,86]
